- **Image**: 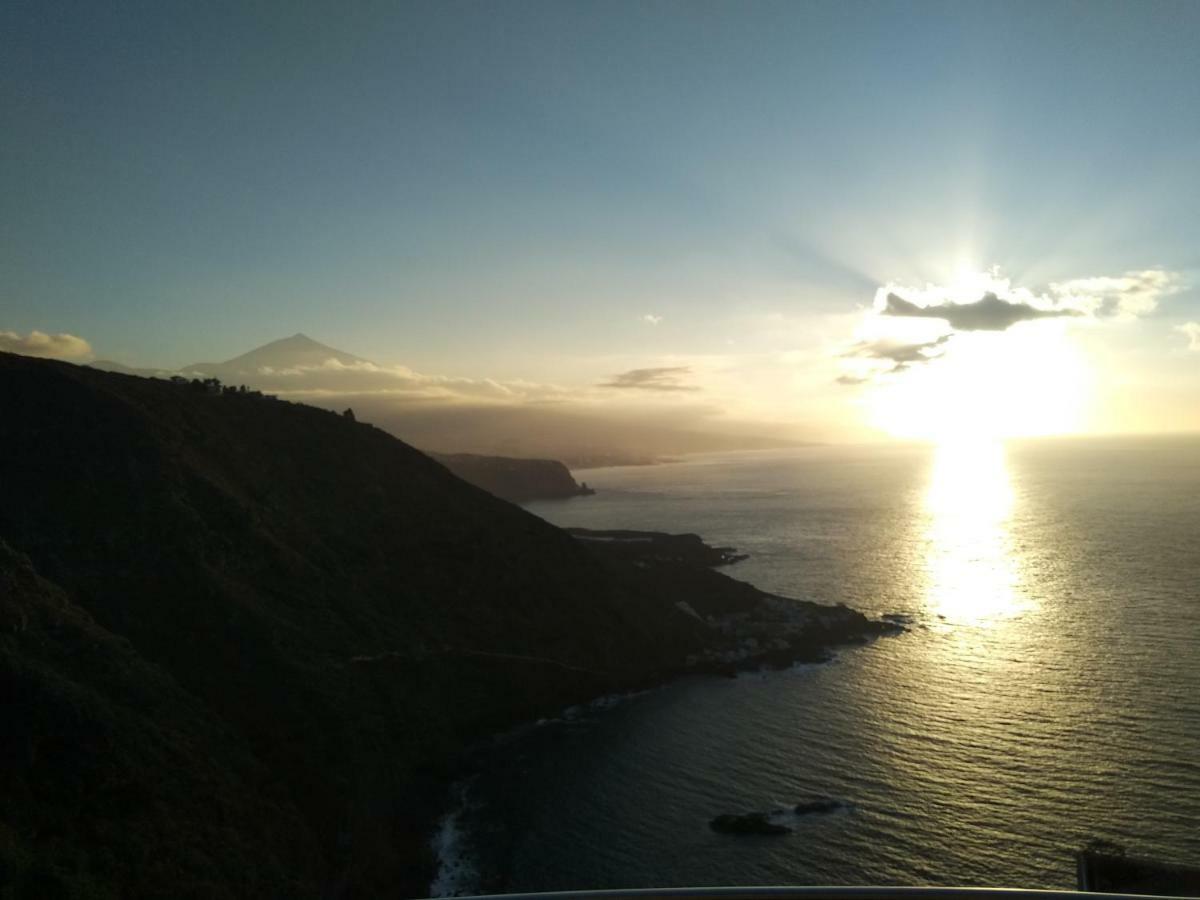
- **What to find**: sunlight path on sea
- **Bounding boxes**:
[922,438,1026,626]
[489,440,1200,894]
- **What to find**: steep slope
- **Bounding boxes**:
[0,541,321,899]
[0,352,711,896]
[0,352,886,898]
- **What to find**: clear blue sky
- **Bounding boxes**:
[3,1,1199,436]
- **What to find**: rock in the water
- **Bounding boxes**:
[709,813,791,835]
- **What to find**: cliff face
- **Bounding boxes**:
[0,352,884,898]
[431,452,593,502]
[0,353,714,897]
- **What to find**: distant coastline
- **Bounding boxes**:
[432,451,595,502]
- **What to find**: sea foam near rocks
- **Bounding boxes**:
[428,782,481,898]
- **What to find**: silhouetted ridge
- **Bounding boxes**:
[0,351,890,898]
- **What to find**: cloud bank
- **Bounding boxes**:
[0,330,93,360]
[239,357,567,405]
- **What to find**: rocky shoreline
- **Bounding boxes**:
[416,528,902,896]
[567,527,901,679]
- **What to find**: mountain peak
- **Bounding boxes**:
[185,334,371,377]
[242,332,339,355]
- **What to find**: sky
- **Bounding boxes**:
[4,0,1200,445]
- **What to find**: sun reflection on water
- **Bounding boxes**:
[923,438,1026,624]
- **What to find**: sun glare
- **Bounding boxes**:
[923,438,1026,624]
[866,321,1091,443]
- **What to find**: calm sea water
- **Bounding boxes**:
[433,436,1200,894]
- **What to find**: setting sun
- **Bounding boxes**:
[864,321,1092,442]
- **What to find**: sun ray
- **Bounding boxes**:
[860,270,1094,443]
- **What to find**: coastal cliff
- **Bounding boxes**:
[431,452,594,502]
[0,352,889,899]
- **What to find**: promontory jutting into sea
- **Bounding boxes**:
[446,439,1198,894]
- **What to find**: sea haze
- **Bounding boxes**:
[443,435,1200,893]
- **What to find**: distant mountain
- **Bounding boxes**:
[182,332,368,378]
[89,333,808,485]
[88,333,368,383]
[0,351,887,897]
[92,335,604,502]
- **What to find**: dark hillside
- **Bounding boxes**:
[0,541,321,899]
[0,352,887,898]
[0,353,712,896]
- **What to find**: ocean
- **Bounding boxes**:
[431,435,1200,894]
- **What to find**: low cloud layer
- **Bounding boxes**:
[600,366,699,392]
[0,330,93,360]
[233,357,775,462]
[236,358,566,405]
[882,292,1079,331]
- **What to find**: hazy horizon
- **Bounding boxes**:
[5,1,1200,449]
[30,330,1200,462]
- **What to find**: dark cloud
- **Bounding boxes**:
[600,366,699,392]
[846,334,952,370]
[836,334,951,384]
[883,292,1080,331]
